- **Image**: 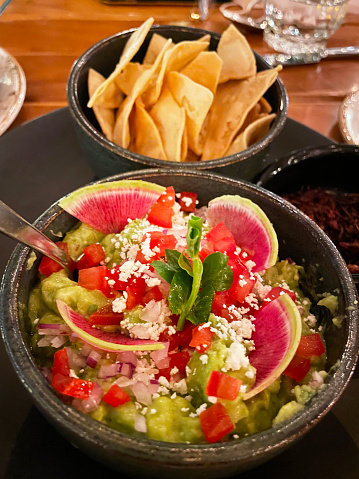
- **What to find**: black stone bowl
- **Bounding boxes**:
[67,25,288,182]
[1,169,358,479]
[257,143,359,284]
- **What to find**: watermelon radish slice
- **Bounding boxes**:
[56,300,164,352]
[59,180,165,234]
[206,195,278,272]
[243,294,302,400]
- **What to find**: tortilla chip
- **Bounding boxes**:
[143,33,172,64]
[226,113,276,155]
[88,68,116,141]
[167,71,213,153]
[181,51,223,95]
[115,63,151,96]
[259,96,272,114]
[112,38,172,148]
[218,24,256,83]
[201,67,279,161]
[141,40,209,108]
[131,101,167,160]
[88,18,154,108]
[150,83,186,162]
[241,103,262,131]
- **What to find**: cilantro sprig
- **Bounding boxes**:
[152,216,233,330]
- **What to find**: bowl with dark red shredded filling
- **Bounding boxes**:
[257,144,359,283]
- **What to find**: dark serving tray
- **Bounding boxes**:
[1,108,358,479]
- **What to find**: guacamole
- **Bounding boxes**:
[27,186,335,444]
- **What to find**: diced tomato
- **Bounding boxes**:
[76,254,89,270]
[264,286,296,303]
[83,243,106,267]
[211,291,238,322]
[283,355,311,382]
[52,374,95,399]
[205,370,242,401]
[156,349,191,381]
[177,191,197,212]
[169,349,191,374]
[142,231,177,258]
[199,403,234,443]
[160,320,195,351]
[142,285,163,304]
[198,239,215,262]
[126,277,147,309]
[107,264,128,291]
[232,270,256,303]
[147,187,175,228]
[147,203,174,228]
[226,254,256,303]
[78,265,113,297]
[39,242,72,277]
[88,304,123,326]
[157,186,176,207]
[206,222,236,255]
[296,333,325,358]
[103,384,131,407]
[52,348,70,377]
[189,324,214,354]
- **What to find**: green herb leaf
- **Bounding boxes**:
[187,284,215,325]
[168,270,192,315]
[151,260,175,284]
[165,249,182,272]
[202,252,233,291]
[177,257,203,330]
[178,253,193,276]
[186,216,202,258]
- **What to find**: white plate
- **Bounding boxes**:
[339,90,359,145]
[0,47,26,136]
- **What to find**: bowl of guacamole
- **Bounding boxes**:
[1,169,358,478]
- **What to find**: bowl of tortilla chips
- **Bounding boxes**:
[67,19,288,181]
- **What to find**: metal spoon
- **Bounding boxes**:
[264,46,359,67]
[0,200,72,276]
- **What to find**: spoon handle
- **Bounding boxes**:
[0,200,71,274]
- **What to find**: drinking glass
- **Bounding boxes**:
[263,0,349,56]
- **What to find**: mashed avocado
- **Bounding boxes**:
[27,203,336,444]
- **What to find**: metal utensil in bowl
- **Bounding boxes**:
[0,200,72,275]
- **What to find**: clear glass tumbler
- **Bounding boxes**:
[264,0,349,56]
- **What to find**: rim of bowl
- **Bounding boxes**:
[257,143,359,187]
[67,24,288,170]
[1,169,358,469]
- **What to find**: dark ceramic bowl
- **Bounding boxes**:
[1,170,358,479]
[257,143,359,283]
[67,24,288,182]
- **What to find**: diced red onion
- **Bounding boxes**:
[134,414,147,433]
[140,300,161,323]
[37,336,53,347]
[66,347,87,370]
[148,379,159,394]
[115,376,133,388]
[131,382,152,405]
[40,366,52,384]
[81,343,94,357]
[98,363,121,379]
[86,350,102,368]
[120,362,134,379]
[150,342,169,369]
[117,351,137,366]
[51,336,67,348]
[37,323,70,336]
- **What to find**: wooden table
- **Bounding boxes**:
[1,0,359,142]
